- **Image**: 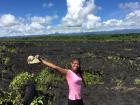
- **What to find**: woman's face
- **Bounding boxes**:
[71,60,80,72]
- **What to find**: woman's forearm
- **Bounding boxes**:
[41,59,57,69]
[41,59,67,75]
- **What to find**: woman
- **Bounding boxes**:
[39,57,85,105]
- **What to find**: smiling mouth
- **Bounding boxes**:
[73,66,78,69]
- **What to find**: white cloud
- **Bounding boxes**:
[61,0,101,29]
[30,16,54,26]
[103,10,140,30]
[30,22,44,29]
[123,10,140,27]
[104,19,122,27]
[119,2,140,11]
[0,14,58,36]
[100,2,140,31]
[59,0,140,32]
[0,14,18,27]
[84,14,101,28]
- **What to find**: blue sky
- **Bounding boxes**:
[0,0,140,36]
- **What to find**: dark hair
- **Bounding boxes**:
[70,57,86,87]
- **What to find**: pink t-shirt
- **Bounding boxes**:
[66,70,82,100]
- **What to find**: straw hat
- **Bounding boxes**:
[27,55,40,64]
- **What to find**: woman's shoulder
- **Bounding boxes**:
[66,69,73,76]
[65,69,71,73]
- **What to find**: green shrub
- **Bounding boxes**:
[7,46,16,53]
[107,55,121,61]
[30,96,47,105]
[0,46,16,53]
[35,68,55,92]
[0,90,23,105]
[0,97,3,104]
[134,78,140,85]
[128,59,134,65]
[35,68,64,92]
[0,46,6,52]
[8,72,34,105]
[0,56,11,66]
[83,71,104,85]
[9,72,34,90]
[4,57,10,65]
[115,79,123,86]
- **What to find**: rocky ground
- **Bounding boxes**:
[0,40,140,105]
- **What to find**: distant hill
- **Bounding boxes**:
[0,28,140,42]
[92,28,140,35]
[0,28,140,38]
[57,28,140,36]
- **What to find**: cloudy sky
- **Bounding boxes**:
[0,0,140,36]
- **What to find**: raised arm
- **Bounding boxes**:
[40,58,67,75]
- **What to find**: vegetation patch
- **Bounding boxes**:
[35,68,64,92]
[9,72,34,90]
[113,78,124,86]
[134,78,140,85]
[30,96,47,105]
[0,33,140,41]
[124,48,132,51]
[107,55,122,61]
[83,71,104,85]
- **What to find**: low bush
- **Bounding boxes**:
[9,72,34,90]
[83,71,104,85]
